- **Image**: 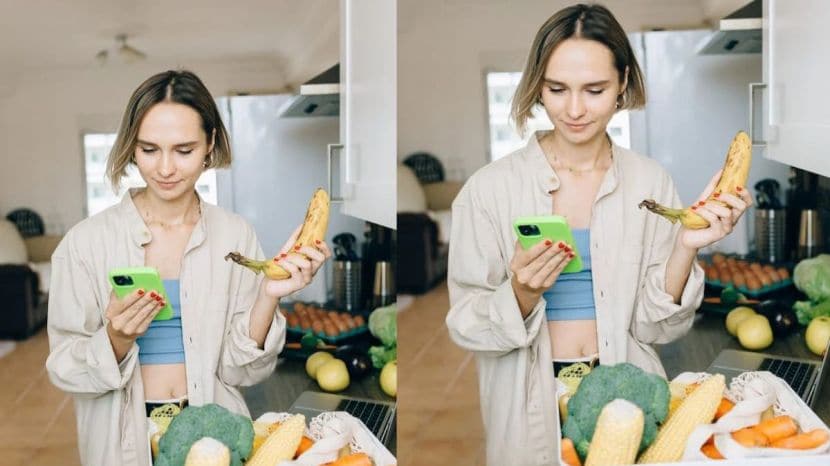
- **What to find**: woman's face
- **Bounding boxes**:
[539,38,626,145]
[134,102,213,202]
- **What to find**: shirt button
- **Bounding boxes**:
[600,290,605,298]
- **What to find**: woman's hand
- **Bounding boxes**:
[510,239,575,317]
[105,288,166,361]
[678,170,754,251]
[262,224,333,299]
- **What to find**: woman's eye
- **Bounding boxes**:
[140,147,156,154]
[177,149,193,155]
[548,87,565,94]
[587,89,605,95]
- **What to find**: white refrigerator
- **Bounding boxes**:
[628,29,790,256]
[215,95,366,303]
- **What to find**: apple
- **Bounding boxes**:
[726,306,756,336]
[737,314,773,350]
[316,358,350,392]
[380,360,397,398]
[805,316,830,356]
[305,351,334,379]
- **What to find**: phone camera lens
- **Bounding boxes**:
[519,225,540,236]
[113,275,133,286]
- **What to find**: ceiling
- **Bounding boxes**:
[0,0,339,86]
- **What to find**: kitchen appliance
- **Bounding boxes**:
[699,0,762,55]
[754,209,786,264]
[372,261,395,308]
[362,222,395,307]
[332,232,362,311]
[798,209,824,260]
[627,29,790,256]
[279,64,340,118]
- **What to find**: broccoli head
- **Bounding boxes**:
[155,403,254,466]
[562,363,669,459]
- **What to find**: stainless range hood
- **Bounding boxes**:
[279,64,340,117]
[699,0,762,55]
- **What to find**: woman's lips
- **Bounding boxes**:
[156,180,180,190]
[564,121,590,132]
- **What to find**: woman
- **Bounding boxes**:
[45,70,331,466]
[445,4,752,465]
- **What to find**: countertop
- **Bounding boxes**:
[655,309,829,424]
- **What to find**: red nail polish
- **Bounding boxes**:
[544,240,552,246]
[294,245,301,250]
[565,247,571,253]
[568,253,575,259]
[315,239,321,244]
[713,192,720,198]
[281,253,287,258]
[698,201,705,206]
[691,205,697,210]
[150,291,157,298]
[736,186,743,192]
[273,258,279,262]
[137,289,145,296]
[558,242,565,249]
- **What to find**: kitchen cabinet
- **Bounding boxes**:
[756,0,830,176]
[334,0,396,229]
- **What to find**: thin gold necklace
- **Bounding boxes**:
[139,195,201,229]
[551,140,613,176]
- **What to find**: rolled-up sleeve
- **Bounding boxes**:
[631,175,705,344]
[45,238,139,397]
[218,222,285,387]
[445,184,546,358]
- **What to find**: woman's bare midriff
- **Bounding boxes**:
[141,364,188,400]
[548,320,599,359]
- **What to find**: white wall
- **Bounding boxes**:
[0,59,289,231]
[398,0,717,178]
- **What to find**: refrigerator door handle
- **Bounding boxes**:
[328,143,345,203]
[749,82,767,147]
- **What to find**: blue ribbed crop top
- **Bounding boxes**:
[136,279,185,364]
[543,229,597,321]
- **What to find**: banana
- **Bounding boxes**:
[225,188,330,279]
[639,131,752,230]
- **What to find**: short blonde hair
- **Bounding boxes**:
[511,3,646,135]
[106,70,232,191]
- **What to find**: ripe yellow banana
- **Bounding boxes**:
[225,188,330,279]
[639,131,752,230]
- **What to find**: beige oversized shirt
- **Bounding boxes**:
[445,132,705,466]
[45,189,285,466]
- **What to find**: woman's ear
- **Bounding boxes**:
[207,128,216,155]
[620,66,629,96]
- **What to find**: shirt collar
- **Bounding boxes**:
[119,188,208,250]
[525,130,621,199]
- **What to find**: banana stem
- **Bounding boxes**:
[224,252,266,275]
[638,199,684,224]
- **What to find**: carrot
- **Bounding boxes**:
[293,435,314,458]
[731,427,769,447]
[714,398,735,420]
[701,442,724,460]
[753,415,798,443]
[770,429,830,450]
[323,452,372,466]
[561,437,582,466]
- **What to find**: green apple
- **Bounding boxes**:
[305,351,334,379]
[317,358,350,392]
[726,306,756,336]
[737,314,773,350]
[805,316,830,356]
[380,360,397,398]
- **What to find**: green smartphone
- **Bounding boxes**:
[513,215,584,274]
[108,267,173,321]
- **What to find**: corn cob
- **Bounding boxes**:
[637,374,725,463]
[225,188,330,280]
[639,131,752,229]
[585,399,644,466]
[245,414,306,466]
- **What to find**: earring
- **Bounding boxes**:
[616,94,624,109]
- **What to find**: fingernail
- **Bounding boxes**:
[315,240,321,244]
[564,247,571,253]
[713,192,720,198]
[558,242,565,249]
[691,205,697,210]
[154,295,162,302]
[568,253,574,259]
[698,201,705,206]
[273,258,279,262]
[150,291,157,298]
[736,186,743,192]
[544,240,552,247]
[137,289,145,296]
[294,245,301,250]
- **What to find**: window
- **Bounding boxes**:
[83,133,218,217]
[486,71,631,161]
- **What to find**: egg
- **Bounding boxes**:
[757,271,772,287]
[335,320,349,333]
[299,317,312,331]
[720,270,733,286]
[311,320,325,334]
[286,313,300,328]
[706,267,720,281]
[293,302,305,312]
[726,257,737,267]
[746,275,762,291]
[766,269,781,283]
[712,253,726,265]
[762,264,775,273]
[323,322,339,337]
[777,267,791,280]
[343,315,357,329]
[354,315,366,327]
[732,271,746,289]
[749,262,763,272]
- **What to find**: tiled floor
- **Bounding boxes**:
[0,328,81,466]
[397,281,486,466]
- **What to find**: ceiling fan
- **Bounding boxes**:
[96,34,147,65]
